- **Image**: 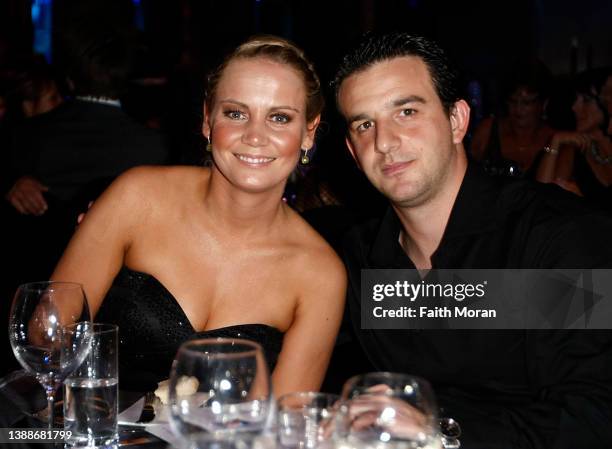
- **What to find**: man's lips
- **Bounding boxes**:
[382,160,414,177]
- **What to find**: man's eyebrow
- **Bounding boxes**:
[347,112,370,126]
[346,95,427,126]
[219,99,300,113]
[392,95,427,107]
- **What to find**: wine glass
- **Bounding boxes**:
[8,281,92,428]
[168,338,272,446]
[338,372,442,449]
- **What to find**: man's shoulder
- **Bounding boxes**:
[498,178,610,226]
[342,208,395,266]
[496,179,612,267]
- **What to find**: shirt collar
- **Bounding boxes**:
[368,162,503,267]
[76,96,122,108]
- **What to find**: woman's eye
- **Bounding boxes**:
[356,121,373,132]
[271,114,290,124]
[224,110,245,120]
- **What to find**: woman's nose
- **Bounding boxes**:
[242,120,269,147]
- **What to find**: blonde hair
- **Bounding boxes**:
[206,35,324,122]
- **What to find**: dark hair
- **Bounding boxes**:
[502,59,552,101]
[67,32,137,98]
[14,55,60,102]
[206,35,323,122]
[332,32,462,113]
[574,68,610,132]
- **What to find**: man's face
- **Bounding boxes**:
[337,56,469,208]
[600,74,612,135]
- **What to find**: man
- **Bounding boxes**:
[333,32,612,448]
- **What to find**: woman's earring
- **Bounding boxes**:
[300,148,310,165]
[206,136,212,152]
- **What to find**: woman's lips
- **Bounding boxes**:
[234,153,276,165]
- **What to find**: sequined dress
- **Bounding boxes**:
[96,267,284,391]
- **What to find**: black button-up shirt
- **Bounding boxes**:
[343,164,612,449]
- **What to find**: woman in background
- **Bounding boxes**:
[471,60,555,177]
[536,68,612,209]
[51,35,346,394]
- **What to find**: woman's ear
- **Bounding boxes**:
[301,115,321,150]
[202,103,212,139]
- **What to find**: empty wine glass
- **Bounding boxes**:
[338,372,442,449]
[8,281,92,428]
[168,338,271,445]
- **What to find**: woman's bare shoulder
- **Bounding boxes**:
[114,165,208,190]
[106,166,208,203]
[284,210,346,280]
[89,166,209,225]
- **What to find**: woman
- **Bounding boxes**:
[536,68,612,209]
[51,35,347,395]
[471,61,555,177]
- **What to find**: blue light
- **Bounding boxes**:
[31,4,40,21]
[132,0,144,31]
[31,0,53,61]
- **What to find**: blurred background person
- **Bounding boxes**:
[470,59,556,178]
[1,28,170,367]
[600,67,612,134]
[536,68,612,210]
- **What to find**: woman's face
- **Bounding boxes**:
[507,87,545,128]
[204,57,319,194]
[572,92,604,132]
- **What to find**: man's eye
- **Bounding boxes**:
[271,114,290,124]
[400,108,416,117]
[356,121,373,132]
[225,110,245,120]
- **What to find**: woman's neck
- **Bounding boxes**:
[202,166,287,236]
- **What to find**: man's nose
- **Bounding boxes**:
[374,122,400,154]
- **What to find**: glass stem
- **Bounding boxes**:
[46,385,56,429]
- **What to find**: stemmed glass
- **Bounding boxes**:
[339,372,442,449]
[168,338,271,447]
[8,281,92,429]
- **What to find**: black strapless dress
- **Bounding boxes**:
[96,267,284,392]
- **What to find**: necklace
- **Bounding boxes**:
[589,141,612,165]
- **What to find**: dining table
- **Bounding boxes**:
[0,370,169,448]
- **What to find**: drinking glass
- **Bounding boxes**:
[339,372,442,449]
[277,392,340,449]
[8,281,91,428]
[64,323,119,447]
[168,338,271,444]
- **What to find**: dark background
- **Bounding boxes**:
[1,0,611,215]
[1,0,611,257]
[2,0,611,108]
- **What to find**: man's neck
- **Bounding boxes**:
[393,152,468,269]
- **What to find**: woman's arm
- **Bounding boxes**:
[51,167,152,317]
[536,131,589,185]
[271,249,347,396]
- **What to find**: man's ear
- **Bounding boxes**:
[449,99,470,144]
[202,103,212,139]
[345,135,362,170]
[301,115,321,150]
